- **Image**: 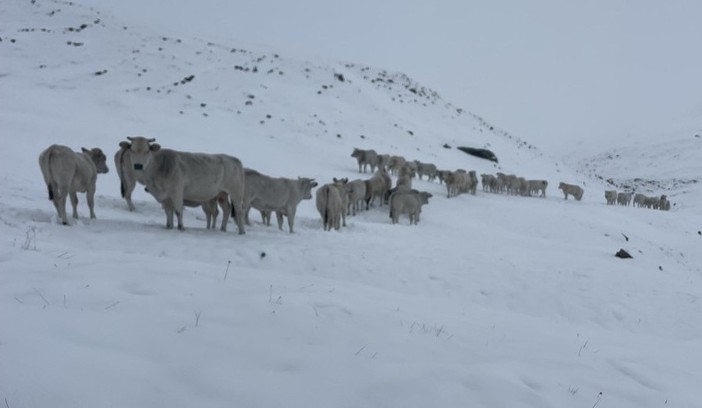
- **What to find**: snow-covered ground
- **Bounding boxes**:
[1,1,700,407]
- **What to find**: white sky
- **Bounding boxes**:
[85,0,702,154]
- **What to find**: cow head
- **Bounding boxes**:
[125,136,160,171]
[332,177,348,184]
[420,191,433,204]
[299,177,318,200]
[82,147,109,174]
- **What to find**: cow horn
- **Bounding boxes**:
[127,136,134,141]
[148,138,156,142]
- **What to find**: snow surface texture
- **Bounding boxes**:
[1,1,701,407]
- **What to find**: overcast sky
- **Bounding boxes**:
[84,0,702,154]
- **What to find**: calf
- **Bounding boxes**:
[39,144,109,225]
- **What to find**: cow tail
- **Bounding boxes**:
[116,148,127,198]
[40,148,55,201]
[323,186,330,227]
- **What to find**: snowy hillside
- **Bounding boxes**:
[1,1,701,407]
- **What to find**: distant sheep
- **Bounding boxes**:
[558,182,584,201]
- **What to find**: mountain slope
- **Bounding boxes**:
[1,1,701,407]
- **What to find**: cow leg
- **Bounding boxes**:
[229,198,245,235]
[70,192,79,219]
[175,205,185,230]
[124,178,136,212]
[276,212,285,231]
[216,197,228,231]
[286,209,296,233]
[86,185,97,219]
[262,211,271,226]
[54,185,70,225]
[162,201,174,229]
[243,204,252,226]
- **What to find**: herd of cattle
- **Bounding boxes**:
[37,142,671,233]
[604,190,671,210]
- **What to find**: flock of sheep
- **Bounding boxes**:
[36,141,670,234]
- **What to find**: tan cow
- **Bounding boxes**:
[390,190,432,225]
[364,169,392,209]
[604,190,617,205]
[127,139,246,233]
[115,137,155,211]
[351,148,378,173]
[243,168,317,233]
[316,183,344,231]
[39,144,109,225]
[558,182,584,201]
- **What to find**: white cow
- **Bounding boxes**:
[351,148,378,173]
[604,190,617,205]
[243,168,318,233]
[617,192,633,206]
[114,137,154,211]
[316,183,344,231]
[346,179,366,215]
[127,138,246,233]
[389,190,432,225]
[527,180,548,197]
[38,144,109,225]
[364,169,392,209]
[558,182,584,201]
